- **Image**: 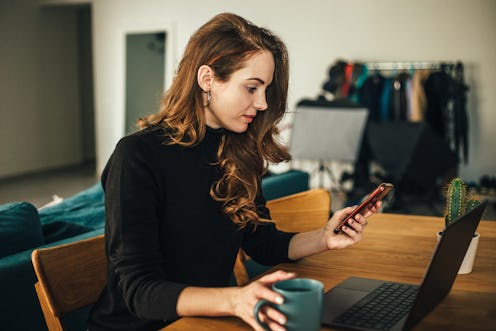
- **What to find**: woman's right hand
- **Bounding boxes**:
[230,270,295,331]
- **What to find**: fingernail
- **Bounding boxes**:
[275,296,283,304]
[279,317,286,325]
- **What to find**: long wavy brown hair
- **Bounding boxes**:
[138,13,291,228]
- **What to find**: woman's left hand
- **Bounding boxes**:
[322,201,381,250]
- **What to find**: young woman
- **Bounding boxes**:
[88,12,378,331]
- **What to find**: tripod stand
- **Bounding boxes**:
[311,160,339,189]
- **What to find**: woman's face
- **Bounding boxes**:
[205,50,275,133]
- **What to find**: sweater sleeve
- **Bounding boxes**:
[102,137,187,322]
[242,186,298,266]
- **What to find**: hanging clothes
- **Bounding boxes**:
[451,63,469,163]
[296,59,470,197]
[357,73,385,122]
[379,78,392,122]
[423,70,452,138]
[410,69,431,122]
[390,72,410,121]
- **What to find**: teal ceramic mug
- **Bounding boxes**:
[254,278,324,331]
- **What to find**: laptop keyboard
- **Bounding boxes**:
[334,282,419,330]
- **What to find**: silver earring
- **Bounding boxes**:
[206,90,211,106]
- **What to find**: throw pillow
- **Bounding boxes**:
[0,202,44,258]
[39,183,105,230]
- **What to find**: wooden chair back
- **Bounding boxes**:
[266,188,331,232]
[31,234,106,331]
[234,188,331,285]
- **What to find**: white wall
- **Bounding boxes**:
[92,0,496,182]
[0,1,84,178]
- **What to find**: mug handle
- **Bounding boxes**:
[253,300,274,331]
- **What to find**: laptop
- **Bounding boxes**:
[321,200,487,331]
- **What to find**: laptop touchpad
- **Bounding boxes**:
[322,288,369,323]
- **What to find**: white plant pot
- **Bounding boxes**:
[437,231,480,274]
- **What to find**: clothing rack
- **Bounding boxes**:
[363,61,459,71]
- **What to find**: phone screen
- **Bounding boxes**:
[333,183,394,234]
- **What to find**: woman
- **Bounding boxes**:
[89,13,378,331]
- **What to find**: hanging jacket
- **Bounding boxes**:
[423,68,469,163]
[358,73,385,122]
[410,69,430,122]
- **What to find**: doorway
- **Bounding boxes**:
[125,32,166,134]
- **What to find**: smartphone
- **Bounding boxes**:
[334,183,394,234]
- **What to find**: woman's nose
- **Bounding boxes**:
[255,95,268,111]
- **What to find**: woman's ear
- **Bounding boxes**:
[197,65,213,92]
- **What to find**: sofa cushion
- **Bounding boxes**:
[262,170,310,201]
[42,221,92,244]
[0,202,44,258]
[39,183,105,231]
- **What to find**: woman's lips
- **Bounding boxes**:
[243,115,255,122]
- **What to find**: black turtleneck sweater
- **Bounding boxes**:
[88,125,296,331]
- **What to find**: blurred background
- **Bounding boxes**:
[1,0,495,218]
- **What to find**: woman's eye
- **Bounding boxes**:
[247,87,257,94]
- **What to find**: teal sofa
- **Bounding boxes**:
[0,169,308,331]
[0,184,106,331]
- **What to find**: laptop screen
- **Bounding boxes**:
[403,201,486,330]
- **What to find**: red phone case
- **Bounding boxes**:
[333,183,394,234]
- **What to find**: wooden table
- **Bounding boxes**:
[162,213,496,330]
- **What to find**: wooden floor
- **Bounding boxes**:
[0,162,99,208]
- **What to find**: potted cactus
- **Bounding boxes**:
[444,178,481,229]
[438,178,481,274]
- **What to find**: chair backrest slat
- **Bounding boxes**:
[267,188,331,232]
[32,234,106,329]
